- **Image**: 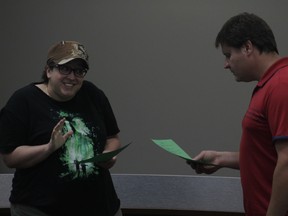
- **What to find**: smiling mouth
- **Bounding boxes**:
[63,82,76,88]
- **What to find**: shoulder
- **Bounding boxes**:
[1,84,38,116]
[78,81,113,109]
[7,83,37,103]
[81,80,101,91]
[273,57,288,76]
[80,80,106,98]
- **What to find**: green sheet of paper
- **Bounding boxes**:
[152,139,217,166]
[79,142,131,164]
[152,139,192,160]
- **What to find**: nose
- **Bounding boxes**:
[224,61,230,69]
[66,71,77,79]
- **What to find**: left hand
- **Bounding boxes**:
[98,155,117,169]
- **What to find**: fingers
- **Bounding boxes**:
[186,151,220,175]
[195,164,205,174]
[187,160,208,174]
[63,130,73,140]
[186,160,197,169]
[98,157,117,169]
[53,118,66,134]
[192,151,207,162]
[53,118,73,137]
[49,118,73,151]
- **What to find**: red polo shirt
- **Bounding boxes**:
[240,57,288,215]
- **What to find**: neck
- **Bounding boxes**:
[46,83,51,97]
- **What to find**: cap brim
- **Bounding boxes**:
[57,58,75,65]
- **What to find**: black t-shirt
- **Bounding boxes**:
[0,81,120,215]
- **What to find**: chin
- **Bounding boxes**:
[234,76,241,82]
[60,91,76,101]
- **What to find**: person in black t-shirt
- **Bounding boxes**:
[0,41,123,216]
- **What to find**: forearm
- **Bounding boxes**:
[266,162,288,215]
[1,143,53,169]
[218,151,240,169]
[98,134,121,169]
[104,134,121,152]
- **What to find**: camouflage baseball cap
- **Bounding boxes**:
[47,41,89,68]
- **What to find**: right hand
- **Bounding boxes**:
[48,118,73,152]
[187,150,221,174]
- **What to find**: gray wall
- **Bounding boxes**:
[1,0,287,176]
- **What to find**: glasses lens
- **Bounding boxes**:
[57,66,70,75]
[57,65,87,78]
[74,69,87,78]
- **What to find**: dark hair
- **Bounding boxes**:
[41,60,56,83]
[215,12,278,54]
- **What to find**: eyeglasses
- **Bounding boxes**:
[55,65,88,78]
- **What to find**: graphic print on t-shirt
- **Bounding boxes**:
[56,111,100,179]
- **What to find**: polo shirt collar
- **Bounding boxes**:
[257,57,288,88]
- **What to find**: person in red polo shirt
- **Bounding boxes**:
[188,12,288,216]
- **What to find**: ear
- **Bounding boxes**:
[241,40,254,55]
[46,66,52,78]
